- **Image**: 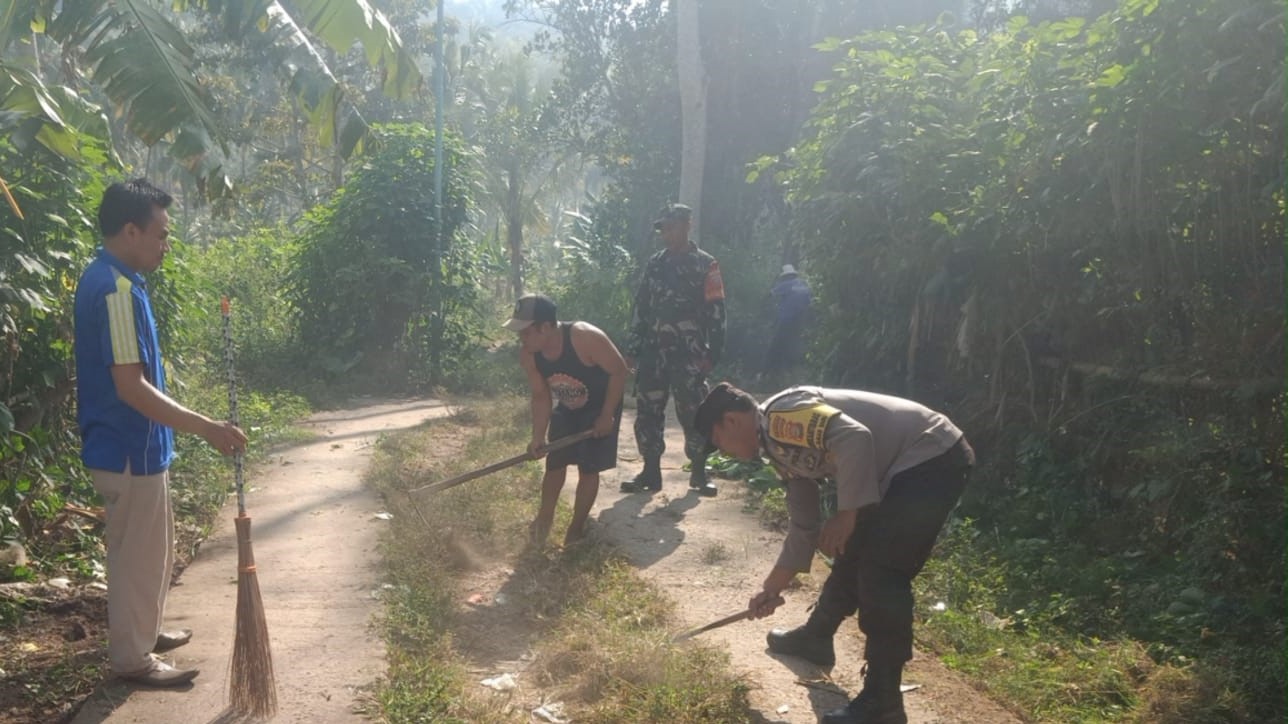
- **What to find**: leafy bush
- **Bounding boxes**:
[774,2,1284,719]
[0,138,107,559]
[539,191,638,342]
[168,228,300,392]
[287,124,486,390]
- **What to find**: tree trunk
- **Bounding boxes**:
[291,111,309,203]
[676,0,707,241]
[506,166,525,298]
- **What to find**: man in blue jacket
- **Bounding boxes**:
[75,179,247,686]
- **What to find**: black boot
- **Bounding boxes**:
[765,625,835,668]
[821,663,907,724]
[688,455,717,496]
[620,457,662,493]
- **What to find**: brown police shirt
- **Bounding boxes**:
[757,386,964,572]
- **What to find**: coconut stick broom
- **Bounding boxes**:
[222,297,277,718]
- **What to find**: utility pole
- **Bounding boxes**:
[431,0,446,380]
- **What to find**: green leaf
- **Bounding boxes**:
[0,0,31,55]
[47,0,226,168]
[1095,64,1126,88]
[814,36,843,53]
[282,0,422,99]
[1006,15,1030,35]
[13,253,48,276]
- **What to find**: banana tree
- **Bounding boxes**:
[0,0,422,194]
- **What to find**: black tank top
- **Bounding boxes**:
[535,323,610,417]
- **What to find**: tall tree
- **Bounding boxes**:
[459,44,563,298]
[675,0,706,237]
[505,0,678,256]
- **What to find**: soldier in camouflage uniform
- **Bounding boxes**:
[619,203,725,497]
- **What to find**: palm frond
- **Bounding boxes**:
[47,0,225,171]
[283,0,421,99]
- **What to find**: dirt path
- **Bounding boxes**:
[65,396,1017,724]
[583,408,1022,724]
[71,399,450,724]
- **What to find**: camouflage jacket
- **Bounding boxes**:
[625,241,726,363]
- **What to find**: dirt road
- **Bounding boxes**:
[587,408,1021,724]
[68,397,1016,724]
[71,399,451,724]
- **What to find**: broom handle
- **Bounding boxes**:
[221,297,246,515]
[410,429,596,494]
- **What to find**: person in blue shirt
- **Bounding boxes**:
[74,179,247,687]
[761,265,812,385]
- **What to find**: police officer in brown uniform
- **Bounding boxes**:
[695,382,974,724]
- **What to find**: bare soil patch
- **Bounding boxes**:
[0,583,108,723]
[568,408,1023,724]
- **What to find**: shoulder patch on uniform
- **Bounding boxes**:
[766,403,840,449]
[704,261,725,302]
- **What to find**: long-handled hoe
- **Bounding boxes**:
[407,429,595,495]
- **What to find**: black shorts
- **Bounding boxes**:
[545,405,621,475]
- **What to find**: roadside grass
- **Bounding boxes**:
[706,454,1253,723]
[700,542,732,565]
[915,519,1258,723]
[367,397,754,723]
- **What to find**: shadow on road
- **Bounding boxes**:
[596,489,705,569]
[764,648,853,719]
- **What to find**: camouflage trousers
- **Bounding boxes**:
[633,354,710,463]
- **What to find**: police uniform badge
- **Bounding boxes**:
[766,402,840,450]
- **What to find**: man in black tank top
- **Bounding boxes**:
[507,294,628,546]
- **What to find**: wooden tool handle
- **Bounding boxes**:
[410,429,596,494]
[671,596,786,641]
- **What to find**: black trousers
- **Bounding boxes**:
[807,438,974,667]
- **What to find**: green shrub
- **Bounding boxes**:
[287,124,486,391]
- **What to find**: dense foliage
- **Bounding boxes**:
[288,124,485,388]
[0,141,105,569]
[773,0,1284,718]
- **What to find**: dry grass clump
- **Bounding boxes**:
[1132,660,1249,723]
[701,541,732,565]
[367,396,756,722]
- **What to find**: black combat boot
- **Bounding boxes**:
[688,455,717,496]
[765,624,836,668]
[821,663,907,724]
[620,457,662,493]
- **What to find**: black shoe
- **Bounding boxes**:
[821,665,907,724]
[619,477,661,493]
[820,694,907,724]
[765,625,835,668]
[688,460,717,497]
[620,461,662,493]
